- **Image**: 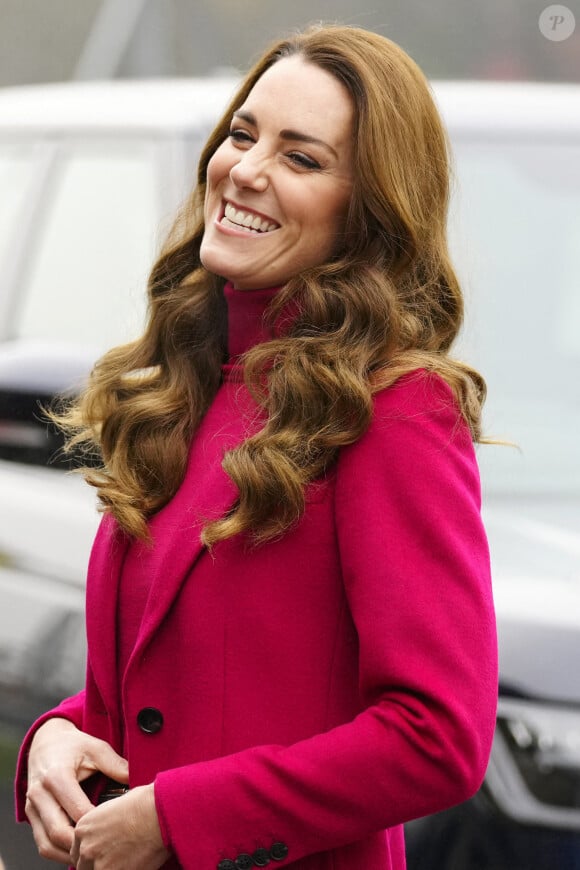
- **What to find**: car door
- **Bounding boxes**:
[0,131,185,723]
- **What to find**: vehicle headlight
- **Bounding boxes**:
[485,696,580,829]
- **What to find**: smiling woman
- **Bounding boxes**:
[15,23,497,870]
[200,57,354,290]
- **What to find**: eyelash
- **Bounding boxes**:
[228,129,321,171]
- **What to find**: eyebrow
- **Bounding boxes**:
[232,109,339,159]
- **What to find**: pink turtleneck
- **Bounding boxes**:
[223,282,280,358]
[116,282,280,744]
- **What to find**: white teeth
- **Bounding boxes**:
[222,201,277,233]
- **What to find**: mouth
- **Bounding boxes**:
[219,200,279,234]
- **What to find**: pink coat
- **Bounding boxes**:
[16,369,498,870]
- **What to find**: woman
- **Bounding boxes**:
[15,23,498,870]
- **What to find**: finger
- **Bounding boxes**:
[70,827,96,870]
[25,784,77,851]
[69,828,79,867]
[86,741,129,785]
[25,799,73,865]
[41,766,95,824]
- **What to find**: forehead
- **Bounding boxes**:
[240,56,354,143]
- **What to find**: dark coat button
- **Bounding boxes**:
[235,855,254,869]
[270,842,289,861]
[252,848,271,867]
[136,707,163,734]
[217,861,237,870]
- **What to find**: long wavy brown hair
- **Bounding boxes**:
[57,24,487,546]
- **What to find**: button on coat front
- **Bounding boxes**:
[137,707,164,734]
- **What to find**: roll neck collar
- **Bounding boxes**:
[224,281,280,359]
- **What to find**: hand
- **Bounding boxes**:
[70,784,171,869]
[25,717,129,864]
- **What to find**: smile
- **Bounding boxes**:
[220,201,279,234]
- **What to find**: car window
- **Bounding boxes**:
[15,140,160,354]
[449,140,580,495]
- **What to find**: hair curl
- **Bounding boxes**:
[56,24,487,546]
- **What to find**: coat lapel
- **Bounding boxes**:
[126,381,255,672]
[85,514,130,721]
[128,458,238,664]
[86,378,258,705]
[85,442,239,716]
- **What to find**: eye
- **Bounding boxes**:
[287,152,321,171]
[228,128,254,145]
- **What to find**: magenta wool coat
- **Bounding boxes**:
[16,368,498,870]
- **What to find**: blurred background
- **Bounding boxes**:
[0,0,579,86]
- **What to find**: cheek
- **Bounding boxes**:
[316,194,350,236]
[310,191,352,256]
[206,146,231,192]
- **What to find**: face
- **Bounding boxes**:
[200,56,355,290]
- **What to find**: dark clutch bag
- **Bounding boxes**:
[96,781,130,804]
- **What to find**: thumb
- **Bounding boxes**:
[91,741,129,784]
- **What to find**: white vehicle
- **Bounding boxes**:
[0,77,239,719]
[0,78,579,869]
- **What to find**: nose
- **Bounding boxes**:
[229,148,269,192]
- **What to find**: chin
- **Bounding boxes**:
[199,246,228,280]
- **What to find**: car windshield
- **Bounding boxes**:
[449,139,580,496]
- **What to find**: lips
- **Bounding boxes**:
[220,201,279,233]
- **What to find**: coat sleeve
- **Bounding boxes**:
[152,371,498,867]
[14,690,86,822]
